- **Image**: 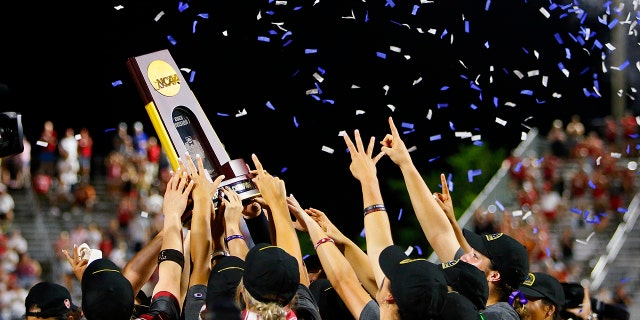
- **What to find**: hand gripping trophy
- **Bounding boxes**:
[127,49,260,227]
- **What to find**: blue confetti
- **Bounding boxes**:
[608,18,619,29]
[216,113,229,117]
[322,99,335,104]
[447,173,454,192]
[315,82,323,95]
[111,80,123,87]
[484,41,490,49]
[470,104,478,110]
[533,228,538,234]
[266,101,275,110]
[411,4,419,15]
[283,39,293,47]
[515,162,522,173]
[104,128,116,133]
[268,30,278,35]
[401,122,414,129]
[493,96,498,107]
[305,48,318,54]
[473,140,483,146]
[521,90,533,96]
[565,48,571,59]
[376,52,387,59]
[440,29,449,39]
[192,21,198,34]
[536,99,546,104]
[440,86,449,91]
[428,156,440,162]
[178,2,189,12]
[468,169,482,182]
[554,33,563,44]
[310,95,321,101]
[484,0,491,11]
[438,103,448,109]
[197,13,209,19]
[385,0,396,8]
[360,228,366,238]
[495,200,504,211]
[588,180,596,189]
[282,31,292,40]
[257,36,270,42]
[397,208,403,221]
[280,167,288,173]
[617,60,630,70]
[293,116,299,128]
[189,70,196,83]
[570,207,583,214]
[430,135,442,141]
[317,66,326,75]
[464,20,470,33]
[627,144,631,154]
[449,121,455,130]
[414,246,423,255]
[546,247,551,257]
[167,35,177,45]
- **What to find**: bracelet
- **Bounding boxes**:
[586,313,598,320]
[363,204,386,216]
[158,249,185,269]
[225,234,245,243]
[314,237,335,250]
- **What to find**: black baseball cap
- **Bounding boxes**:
[81,258,134,320]
[309,278,352,319]
[205,256,245,320]
[519,272,565,307]
[463,229,529,289]
[379,245,448,319]
[25,281,78,318]
[440,258,489,310]
[438,291,484,320]
[243,243,300,306]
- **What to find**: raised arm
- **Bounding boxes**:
[342,129,390,288]
[380,116,459,262]
[250,153,310,286]
[306,207,377,296]
[221,187,249,260]
[287,195,377,319]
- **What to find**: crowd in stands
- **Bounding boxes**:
[0,114,636,319]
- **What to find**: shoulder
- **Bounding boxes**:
[482,302,519,320]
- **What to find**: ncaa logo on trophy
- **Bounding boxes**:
[127,49,260,226]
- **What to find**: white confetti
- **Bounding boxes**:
[455,131,472,139]
[426,109,433,120]
[404,246,414,256]
[527,70,539,77]
[505,102,516,107]
[341,10,355,19]
[542,75,548,87]
[512,210,523,217]
[114,5,124,10]
[521,132,527,141]
[321,146,334,154]
[495,118,507,126]
[407,146,417,152]
[235,109,247,117]
[539,7,550,18]
[471,134,481,141]
[390,46,401,53]
[513,70,524,79]
[36,141,48,147]
[180,67,192,73]
[413,77,423,85]
[154,11,165,22]
[522,211,532,220]
[355,110,365,115]
[312,72,324,83]
[140,211,149,218]
[387,104,396,112]
[383,85,390,95]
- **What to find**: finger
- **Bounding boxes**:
[342,132,356,155]
[388,116,400,140]
[440,173,451,197]
[372,151,385,165]
[366,136,375,156]
[184,152,197,176]
[251,154,265,174]
[212,175,225,190]
[354,129,365,153]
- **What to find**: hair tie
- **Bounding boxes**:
[508,290,528,306]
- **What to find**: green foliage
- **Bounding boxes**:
[382,142,506,256]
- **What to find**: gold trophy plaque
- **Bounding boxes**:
[127,49,260,219]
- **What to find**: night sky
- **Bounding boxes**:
[0,0,635,239]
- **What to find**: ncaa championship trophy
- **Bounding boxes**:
[127,49,260,226]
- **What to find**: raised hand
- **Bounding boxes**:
[380,116,412,168]
[433,173,455,223]
[342,129,384,183]
[162,160,195,223]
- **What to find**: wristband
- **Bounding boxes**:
[225,234,245,243]
[363,204,386,216]
[314,237,335,250]
[158,249,185,269]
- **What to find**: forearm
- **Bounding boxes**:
[243,212,272,245]
[400,165,459,261]
[190,199,212,285]
[123,230,163,295]
[225,224,248,260]
[342,239,377,296]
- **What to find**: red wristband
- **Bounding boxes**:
[314,237,335,250]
